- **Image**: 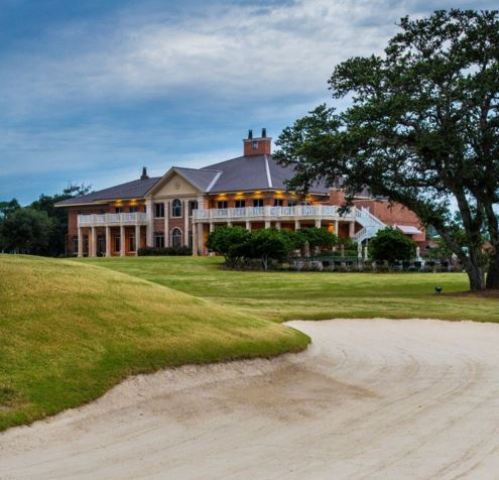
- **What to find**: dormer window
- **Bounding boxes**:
[252,141,258,150]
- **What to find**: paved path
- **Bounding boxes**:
[1,319,499,479]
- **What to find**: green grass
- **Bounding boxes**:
[84,256,499,323]
[0,255,308,431]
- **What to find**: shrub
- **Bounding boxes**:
[369,228,416,264]
[138,246,192,256]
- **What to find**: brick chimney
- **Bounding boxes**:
[243,128,272,156]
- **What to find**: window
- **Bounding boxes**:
[129,232,136,252]
[252,141,258,150]
[115,207,123,213]
[188,200,198,216]
[154,203,165,218]
[129,206,138,213]
[171,228,182,248]
[253,198,263,207]
[274,199,284,207]
[235,199,246,208]
[71,236,78,255]
[217,200,228,209]
[288,200,297,207]
[154,233,165,248]
[172,199,182,217]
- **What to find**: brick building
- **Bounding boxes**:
[56,129,425,256]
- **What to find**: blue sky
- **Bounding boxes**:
[0,0,496,204]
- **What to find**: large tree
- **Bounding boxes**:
[275,9,499,291]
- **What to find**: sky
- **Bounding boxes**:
[0,0,496,204]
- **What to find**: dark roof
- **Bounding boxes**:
[173,167,221,192]
[55,177,161,207]
[202,154,329,194]
[56,154,329,208]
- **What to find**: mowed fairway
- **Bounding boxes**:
[85,256,499,323]
[0,255,308,431]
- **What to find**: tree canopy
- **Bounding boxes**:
[275,9,499,291]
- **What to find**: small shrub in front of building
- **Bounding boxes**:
[138,246,192,256]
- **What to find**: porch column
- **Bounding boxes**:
[164,201,170,247]
[349,221,355,238]
[77,227,83,257]
[335,220,339,236]
[246,220,251,231]
[265,220,271,228]
[120,225,126,257]
[192,220,198,256]
[294,219,301,230]
[145,198,153,247]
[90,227,97,257]
[275,221,281,230]
[184,200,190,246]
[209,222,214,233]
[105,226,111,257]
[315,218,321,228]
[227,221,232,227]
[197,223,205,255]
[135,225,141,256]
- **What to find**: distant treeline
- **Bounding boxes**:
[0,185,90,256]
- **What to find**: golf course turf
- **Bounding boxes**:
[86,256,499,323]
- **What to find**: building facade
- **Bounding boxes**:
[56,129,425,256]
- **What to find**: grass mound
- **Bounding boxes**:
[0,255,309,431]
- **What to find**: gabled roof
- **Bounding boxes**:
[56,153,330,208]
[55,177,161,207]
[201,154,329,194]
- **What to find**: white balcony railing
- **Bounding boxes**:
[192,205,356,222]
[78,212,148,227]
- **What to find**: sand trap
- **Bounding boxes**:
[1,319,499,479]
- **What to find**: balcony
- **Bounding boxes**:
[192,205,357,222]
[78,212,148,227]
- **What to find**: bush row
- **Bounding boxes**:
[138,246,192,256]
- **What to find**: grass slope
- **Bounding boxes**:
[0,255,308,431]
[85,256,499,323]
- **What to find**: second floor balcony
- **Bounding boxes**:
[78,212,148,228]
[192,205,357,222]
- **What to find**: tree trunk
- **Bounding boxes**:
[464,259,485,291]
[486,252,499,289]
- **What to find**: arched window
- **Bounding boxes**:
[172,199,182,217]
[171,228,182,248]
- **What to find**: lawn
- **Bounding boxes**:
[85,256,499,323]
[0,255,308,431]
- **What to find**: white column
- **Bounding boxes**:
[209,222,214,233]
[246,220,251,231]
[315,218,321,228]
[90,227,97,257]
[197,223,204,255]
[227,221,232,227]
[265,220,271,228]
[192,220,198,256]
[349,221,355,238]
[335,220,339,236]
[105,226,111,257]
[164,201,169,247]
[77,228,83,257]
[184,199,190,246]
[135,225,141,256]
[120,225,126,257]
[275,221,281,230]
[294,219,301,230]
[145,198,153,247]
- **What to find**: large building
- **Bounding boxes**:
[56,129,425,256]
